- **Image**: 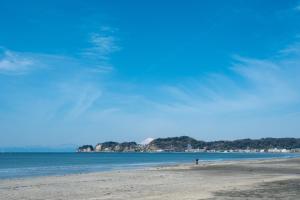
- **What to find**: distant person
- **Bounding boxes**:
[195,158,199,165]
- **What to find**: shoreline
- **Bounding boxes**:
[1,157,300,199]
[1,154,299,181]
[1,154,300,180]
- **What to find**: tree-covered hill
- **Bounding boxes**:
[78,136,300,152]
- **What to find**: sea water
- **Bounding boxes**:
[0,152,298,179]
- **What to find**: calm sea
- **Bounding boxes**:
[0,152,298,179]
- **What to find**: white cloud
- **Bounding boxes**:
[0,50,35,75]
[86,34,120,59]
[80,27,121,73]
[82,26,120,61]
[155,44,300,116]
[0,26,121,76]
[279,42,300,55]
[45,78,104,120]
[0,47,116,76]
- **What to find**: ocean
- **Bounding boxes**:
[0,152,298,179]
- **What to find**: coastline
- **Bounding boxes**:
[1,157,299,199]
[0,152,298,180]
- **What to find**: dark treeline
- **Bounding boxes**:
[151,136,300,151]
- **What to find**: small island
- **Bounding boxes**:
[77,136,300,153]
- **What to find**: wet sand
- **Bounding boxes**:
[0,157,299,200]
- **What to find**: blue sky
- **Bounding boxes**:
[1,0,300,147]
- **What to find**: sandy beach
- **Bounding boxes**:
[0,157,299,200]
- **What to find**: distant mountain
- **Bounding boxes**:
[140,138,154,145]
[77,136,300,152]
[146,136,203,151]
[204,138,300,150]
[93,141,142,152]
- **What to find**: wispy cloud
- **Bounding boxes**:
[57,82,102,119]
[80,26,122,73]
[0,46,115,122]
[0,49,35,75]
[0,48,112,76]
[155,43,300,116]
[81,27,121,73]
[88,34,120,59]
[0,28,121,126]
[279,41,300,55]
[0,26,121,76]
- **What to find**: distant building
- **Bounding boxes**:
[95,144,102,151]
[187,144,192,151]
[267,148,291,153]
[291,148,300,153]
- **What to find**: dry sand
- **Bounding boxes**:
[0,158,299,200]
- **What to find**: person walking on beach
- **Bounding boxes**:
[195,158,199,165]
